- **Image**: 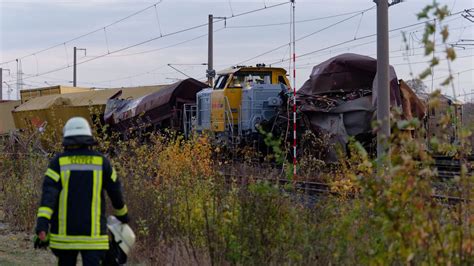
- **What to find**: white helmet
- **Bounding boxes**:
[107,216,136,255]
[63,117,92,138]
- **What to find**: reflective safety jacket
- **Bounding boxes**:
[35,148,129,250]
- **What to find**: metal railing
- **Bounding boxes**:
[223,96,234,137]
[183,104,197,139]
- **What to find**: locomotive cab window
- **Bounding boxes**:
[228,72,272,88]
[278,75,289,87]
[214,75,229,90]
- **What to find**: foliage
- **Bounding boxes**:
[0,1,472,265]
[405,78,428,93]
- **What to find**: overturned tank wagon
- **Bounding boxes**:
[104,78,208,133]
[295,53,426,160]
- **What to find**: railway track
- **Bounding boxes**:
[434,155,474,179]
[222,171,470,205]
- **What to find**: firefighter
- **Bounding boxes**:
[34,117,129,266]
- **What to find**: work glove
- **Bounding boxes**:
[33,231,49,249]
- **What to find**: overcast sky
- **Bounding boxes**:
[0,0,472,101]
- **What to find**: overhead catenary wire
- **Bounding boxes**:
[154,3,164,36]
[228,0,235,16]
[63,43,70,67]
[12,24,468,87]
[291,16,468,65]
[293,49,474,69]
[391,53,473,66]
[235,6,471,67]
[432,67,474,81]
[103,28,110,54]
[108,27,225,58]
[8,3,471,89]
[236,6,375,65]
[0,0,165,65]
[89,64,170,84]
[19,1,290,82]
[268,9,469,66]
[353,9,366,39]
[226,5,375,28]
[231,11,465,67]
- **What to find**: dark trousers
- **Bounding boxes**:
[51,249,106,266]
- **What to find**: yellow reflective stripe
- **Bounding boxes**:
[91,170,102,237]
[45,168,60,182]
[38,213,51,219]
[60,164,102,171]
[111,169,117,182]
[91,170,97,237]
[98,170,103,235]
[58,170,70,236]
[59,156,103,166]
[37,206,53,219]
[50,234,108,243]
[49,242,109,250]
[114,205,128,216]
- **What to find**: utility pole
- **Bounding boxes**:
[375,0,390,173]
[16,59,23,100]
[375,0,403,173]
[207,14,214,87]
[73,47,87,87]
[0,68,11,100]
[3,82,12,100]
[207,14,225,87]
[73,47,76,87]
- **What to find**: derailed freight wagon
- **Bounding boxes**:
[104,78,208,133]
[295,53,426,160]
[19,85,91,103]
[104,67,291,142]
[13,85,166,141]
[0,100,21,136]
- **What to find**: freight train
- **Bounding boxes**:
[103,53,466,158]
[104,64,292,144]
[5,53,468,160]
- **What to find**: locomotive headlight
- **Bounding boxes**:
[267,97,282,107]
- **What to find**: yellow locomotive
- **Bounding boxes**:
[187,64,290,139]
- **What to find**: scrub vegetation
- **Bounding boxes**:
[0,1,473,265]
[1,111,473,265]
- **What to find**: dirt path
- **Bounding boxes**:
[0,205,56,265]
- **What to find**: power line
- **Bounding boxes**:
[236,6,374,65]
[88,65,205,86]
[0,1,165,65]
[226,10,464,67]
[225,1,289,19]
[432,68,474,81]
[293,48,473,69]
[86,65,170,84]
[11,21,469,87]
[108,27,225,58]
[20,1,290,82]
[265,15,467,65]
[391,53,473,66]
[269,9,469,65]
[240,7,464,66]
[287,23,473,72]
[226,6,375,28]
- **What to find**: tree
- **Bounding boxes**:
[405,78,428,94]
